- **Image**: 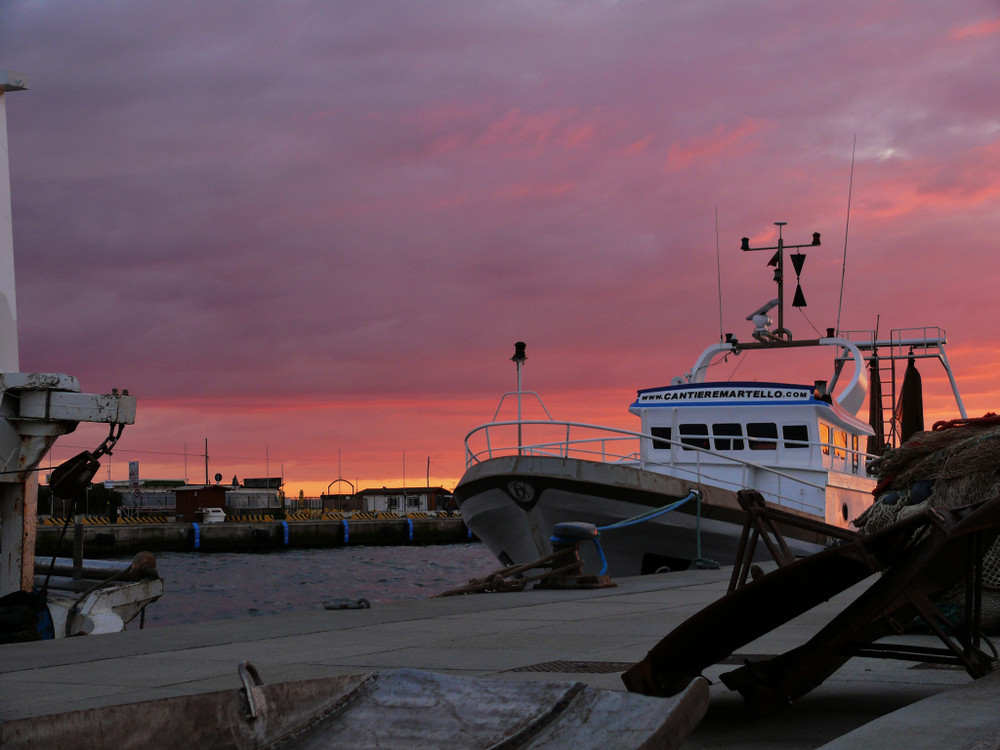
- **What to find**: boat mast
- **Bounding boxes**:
[512,342,526,453]
[740,222,821,342]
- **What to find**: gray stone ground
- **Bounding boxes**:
[1,567,998,749]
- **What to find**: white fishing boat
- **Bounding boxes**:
[455,224,968,577]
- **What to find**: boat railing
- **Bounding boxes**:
[489,390,555,423]
[838,326,947,356]
[835,325,967,426]
[465,419,877,515]
[468,420,638,466]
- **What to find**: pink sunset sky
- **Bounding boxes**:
[2,2,999,498]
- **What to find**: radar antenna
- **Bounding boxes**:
[740,222,821,342]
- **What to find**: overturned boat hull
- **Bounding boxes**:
[0,666,709,750]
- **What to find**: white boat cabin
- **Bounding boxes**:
[630,380,875,525]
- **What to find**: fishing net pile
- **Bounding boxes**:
[855,414,1000,630]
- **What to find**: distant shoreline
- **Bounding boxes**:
[35,516,477,556]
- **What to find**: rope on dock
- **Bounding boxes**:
[433,549,580,597]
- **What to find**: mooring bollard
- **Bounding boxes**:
[537,521,616,590]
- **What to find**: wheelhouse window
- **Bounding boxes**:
[747,422,778,450]
[713,423,744,451]
[679,424,710,450]
[833,430,847,459]
[782,424,809,449]
[820,424,831,455]
[650,426,672,450]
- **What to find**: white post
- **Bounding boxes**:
[0,72,27,372]
[0,72,29,595]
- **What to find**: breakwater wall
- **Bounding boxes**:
[35,517,477,556]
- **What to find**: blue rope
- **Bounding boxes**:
[548,491,702,577]
[596,490,699,532]
[593,538,609,575]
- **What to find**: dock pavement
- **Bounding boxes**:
[1,566,998,749]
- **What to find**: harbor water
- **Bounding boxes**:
[138,543,498,628]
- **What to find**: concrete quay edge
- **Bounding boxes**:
[0,566,996,749]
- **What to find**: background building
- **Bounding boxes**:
[358,486,455,513]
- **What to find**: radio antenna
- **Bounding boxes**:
[836,135,857,335]
[715,206,724,342]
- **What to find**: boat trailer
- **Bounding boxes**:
[623,489,1000,715]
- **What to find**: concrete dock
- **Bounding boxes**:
[2,566,998,749]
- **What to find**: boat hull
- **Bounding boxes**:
[455,455,826,577]
[0,667,710,750]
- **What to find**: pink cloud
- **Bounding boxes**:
[492,181,576,201]
[949,15,1000,40]
[860,145,1000,220]
[474,107,599,152]
[622,135,654,156]
[667,118,773,172]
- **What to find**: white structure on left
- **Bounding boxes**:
[0,71,26,370]
[0,72,138,598]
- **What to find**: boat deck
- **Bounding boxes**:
[1,567,997,749]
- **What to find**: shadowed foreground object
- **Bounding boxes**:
[622,493,1000,715]
[0,665,709,750]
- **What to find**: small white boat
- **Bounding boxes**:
[456,225,968,577]
[34,555,162,637]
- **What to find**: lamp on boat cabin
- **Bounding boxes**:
[814,380,832,403]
